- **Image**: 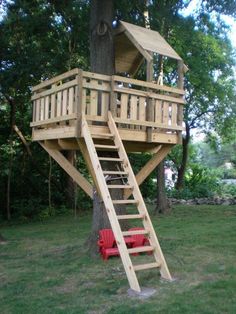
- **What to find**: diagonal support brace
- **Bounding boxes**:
[40,142,93,199]
[124,144,173,199]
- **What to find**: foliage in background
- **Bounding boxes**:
[0,0,235,220]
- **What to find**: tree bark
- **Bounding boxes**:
[175,124,190,190]
[155,161,171,214]
[90,0,114,75]
[6,97,16,220]
[64,150,76,208]
[87,0,127,255]
[0,233,6,243]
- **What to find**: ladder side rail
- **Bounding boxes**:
[108,111,172,280]
[81,114,141,292]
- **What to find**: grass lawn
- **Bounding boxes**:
[0,205,236,314]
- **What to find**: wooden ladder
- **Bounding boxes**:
[81,111,172,292]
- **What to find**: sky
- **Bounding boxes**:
[180,0,236,48]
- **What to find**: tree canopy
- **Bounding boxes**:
[0,0,235,220]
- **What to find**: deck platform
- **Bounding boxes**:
[31,68,185,152]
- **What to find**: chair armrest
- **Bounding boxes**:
[97,240,104,247]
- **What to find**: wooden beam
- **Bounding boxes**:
[124,144,173,199]
[40,142,93,199]
[177,60,184,144]
[77,138,102,198]
[146,54,154,143]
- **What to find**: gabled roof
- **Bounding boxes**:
[114,21,182,75]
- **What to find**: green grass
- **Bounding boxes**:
[0,205,236,314]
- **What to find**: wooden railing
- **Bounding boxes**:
[31,68,185,135]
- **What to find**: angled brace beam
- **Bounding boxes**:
[40,142,93,199]
[76,138,103,199]
[124,144,173,199]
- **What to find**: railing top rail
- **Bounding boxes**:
[82,71,111,81]
[32,68,80,92]
[112,75,185,95]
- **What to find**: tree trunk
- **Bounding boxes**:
[0,233,6,243]
[6,97,16,220]
[155,161,171,214]
[175,125,190,190]
[64,150,76,208]
[87,0,127,255]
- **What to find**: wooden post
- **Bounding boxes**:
[146,56,154,142]
[76,69,83,137]
[177,60,184,144]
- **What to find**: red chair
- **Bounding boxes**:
[97,229,120,260]
[128,227,151,255]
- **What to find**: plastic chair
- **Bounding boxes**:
[97,229,120,260]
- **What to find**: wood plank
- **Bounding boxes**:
[85,115,107,122]
[32,68,79,92]
[122,230,148,236]
[112,200,138,204]
[130,95,138,130]
[139,96,146,130]
[44,96,49,120]
[89,82,98,116]
[155,100,162,124]
[124,29,153,62]
[35,99,40,122]
[114,117,184,131]
[82,70,111,81]
[117,214,143,219]
[162,102,170,125]
[68,87,74,114]
[107,185,133,189]
[77,138,102,199]
[103,171,127,175]
[30,113,76,127]
[62,89,68,115]
[94,144,118,150]
[171,103,177,126]
[82,81,110,92]
[32,126,76,141]
[56,91,62,117]
[120,93,128,119]
[32,79,77,100]
[98,157,122,161]
[101,92,109,118]
[133,262,160,271]
[112,75,185,95]
[92,133,114,139]
[50,93,56,118]
[128,246,153,254]
[114,86,185,104]
[40,143,93,199]
[40,98,45,121]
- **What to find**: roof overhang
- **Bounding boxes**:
[114,21,183,75]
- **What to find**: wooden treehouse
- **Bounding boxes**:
[30,21,186,292]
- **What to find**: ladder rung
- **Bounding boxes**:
[112,200,138,205]
[94,144,118,150]
[107,185,133,189]
[117,214,144,220]
[128,246,154,254]
[122,230,149,236]
[133,262,161,271]
[99,157,123,162]
[92,133,114,138]
[103,171,128,175]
